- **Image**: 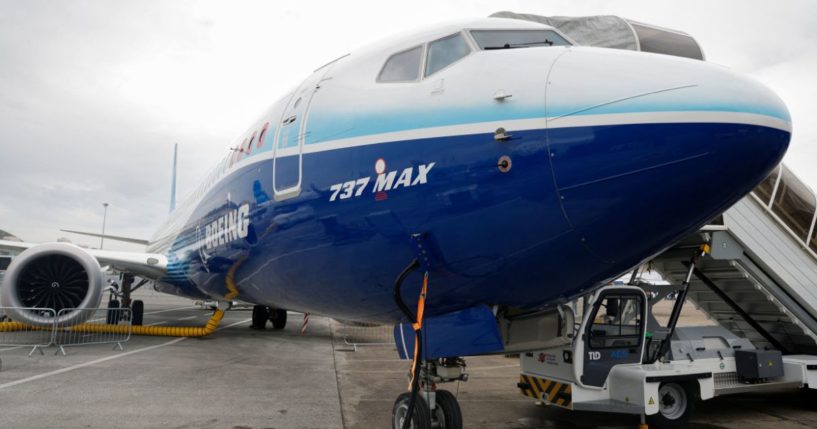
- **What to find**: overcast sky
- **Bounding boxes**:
[0,0,815,251]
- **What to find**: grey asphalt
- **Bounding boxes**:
[0,291,816,428]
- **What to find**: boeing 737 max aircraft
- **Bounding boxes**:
[0,17,792,429]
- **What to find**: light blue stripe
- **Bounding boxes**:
[305,101,789,144]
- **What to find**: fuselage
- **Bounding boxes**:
[146,18,791,323]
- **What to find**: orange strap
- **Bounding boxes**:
[408,272,429,390]
[412,272,428,331]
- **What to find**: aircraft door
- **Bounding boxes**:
[579,288,647,387]
[273,67,333,201]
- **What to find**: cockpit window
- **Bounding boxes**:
[378,46,423,82]
[425,33,471,76]
[471,30,571,50]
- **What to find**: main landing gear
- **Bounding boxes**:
[251,305,287,330]
[392,358,467,429]
[105,273,145,325]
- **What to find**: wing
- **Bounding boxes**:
[60,229,150,246]
[0,240,167,279]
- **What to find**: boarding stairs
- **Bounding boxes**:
[652,164,817,355]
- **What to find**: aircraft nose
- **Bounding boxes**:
[545,48,791,264]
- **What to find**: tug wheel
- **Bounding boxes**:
[433,390,463,429]
[392,392,431,429]
[647,382,696,429]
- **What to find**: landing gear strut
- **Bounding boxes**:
[390,257,465,429]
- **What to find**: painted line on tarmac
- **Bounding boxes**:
[0,346,24,352]
[176,315,197,321]
[144,306,199,315]
[0,318,251,391]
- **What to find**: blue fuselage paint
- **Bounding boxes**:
[155,120,789,323]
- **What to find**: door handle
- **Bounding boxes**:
[283,115,296,125]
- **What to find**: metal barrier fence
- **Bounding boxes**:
[0,307,56,356]
[334,322,394,350]
[0,307,132,356]
[53,308,132,355]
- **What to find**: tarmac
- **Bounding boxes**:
[1,291,816,429]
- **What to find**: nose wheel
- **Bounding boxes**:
[391,359,466,429]
[392,392,431,429]
[432,390,463,428]
[391,389,462,429]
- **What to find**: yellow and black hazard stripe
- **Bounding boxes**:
[517,374,573,409]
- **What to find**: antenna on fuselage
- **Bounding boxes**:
[170,143,178,213]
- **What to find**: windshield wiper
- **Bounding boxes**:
[483,40,554,50]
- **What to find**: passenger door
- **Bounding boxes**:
[272,66,335,201]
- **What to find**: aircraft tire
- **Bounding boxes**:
[131,300,144,326]
[434,390,463,429]
[251,305,269,329]
[270,309,287,330]
[392,391,431,429]
[106,299,121,324]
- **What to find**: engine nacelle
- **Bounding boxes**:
[1,243,103,327]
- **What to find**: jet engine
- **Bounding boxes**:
[1,243,103,327]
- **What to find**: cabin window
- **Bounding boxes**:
[258,122,269,148]
[470,30,571,50]
[246,132,256,155]
[425,33,471,76]
[378,45,422,82]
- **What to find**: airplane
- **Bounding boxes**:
[0,16,791,429]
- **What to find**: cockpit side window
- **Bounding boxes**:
[471,30,571,50]
[425,33,471,77]
[378,45,423,82]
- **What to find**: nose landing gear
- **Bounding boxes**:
[391,358,466,429]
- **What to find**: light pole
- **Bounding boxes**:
[101,203,109,250]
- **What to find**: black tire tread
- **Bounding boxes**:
[131,300,144,326]
[392,391,431,429]
[251,305,269,329]
[106,299,120,324]
[434,390,463,429]
[270,309,287,330]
